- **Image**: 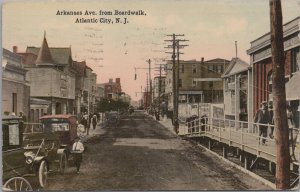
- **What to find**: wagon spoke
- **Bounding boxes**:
[20,179,23,190]
[14,179,17,190]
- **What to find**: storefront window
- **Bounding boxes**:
[292,47,300,73]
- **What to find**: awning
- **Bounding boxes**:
[286,72,300,101]
[179,90,203,95]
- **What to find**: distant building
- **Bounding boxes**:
[247,16,300,114]
[2,48,30,118]
[165,58,230,111]
[82,67,97,113]
[153,76,166,99]
[72,60,87,115]
[222,57,252,122]
[96,84,105,102]
[120,93,131,104]
[102,78,122,100]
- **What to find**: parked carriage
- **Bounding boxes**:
[106,111,120,127]
[3,114,80,190]
[2,115,33,191]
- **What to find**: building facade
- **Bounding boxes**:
[222,57,252,122]
[2,48,30,118]
[18,34,76,115]
[165,58,229,111]
[247,16,300,114]
[102,78,122,100]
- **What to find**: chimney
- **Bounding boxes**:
[13,46,18,53]
[116,78,120,85]
[109,78,113,83]
[201,57,204,63]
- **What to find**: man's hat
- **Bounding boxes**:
[268,101,273,109]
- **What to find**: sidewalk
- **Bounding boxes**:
[80,122,107,143]
[147,113,177,135]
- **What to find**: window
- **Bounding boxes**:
[12,93,17,113]
[30,109,34,123]
[208,65,214,73]
[209,81,213,88]
[192,80,197,87]
[180,64,184,73]
[192,64,197,73]
[268,72,272,93]
[178,79,182,88]
[292,47,300,73]
[217,65,223,73]
[36,109,40,123]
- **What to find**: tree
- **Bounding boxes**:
[97,98,129,113]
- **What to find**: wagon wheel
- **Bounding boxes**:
[60,152,67,174]
[3,177,33,191]
[38,160,48,188]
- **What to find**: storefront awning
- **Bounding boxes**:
[286,72,300,101]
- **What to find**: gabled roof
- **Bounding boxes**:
[26,47,72,65]
[205,58,230,63]
[222,57,250,78]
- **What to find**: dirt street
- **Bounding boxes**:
[45,111,271,190]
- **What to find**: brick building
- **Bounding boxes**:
[165,58,229,111]
[247,16,300,115]
[102,78,122,100]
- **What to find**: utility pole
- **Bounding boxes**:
[147,59,152,107]
[165,34,188,133]
[159,64,162,115]
[134,65,153,109]
[269,0,290,189]
[235,41,238,58]
[146,73,149,109]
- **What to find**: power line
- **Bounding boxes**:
[165,34,189,133]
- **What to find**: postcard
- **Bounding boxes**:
[2,0,299,191]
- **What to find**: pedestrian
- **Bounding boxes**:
[19,112,27,122]
[82,112,89,135]
[268,102,274,139]
[287,105,297,161]
[72,136,84,174]
[254,102,270,145]
[92,114,97,130]
[155,110,160,121]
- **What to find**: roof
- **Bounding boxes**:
[40,114,76,120]
[72,61,86,76]
[222,57,250,78]
[17,52,38,65]
[205,58,230,64]
[26,47,72,65]
[35,35,53,64]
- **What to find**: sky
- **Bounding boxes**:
[2,0,300,101]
